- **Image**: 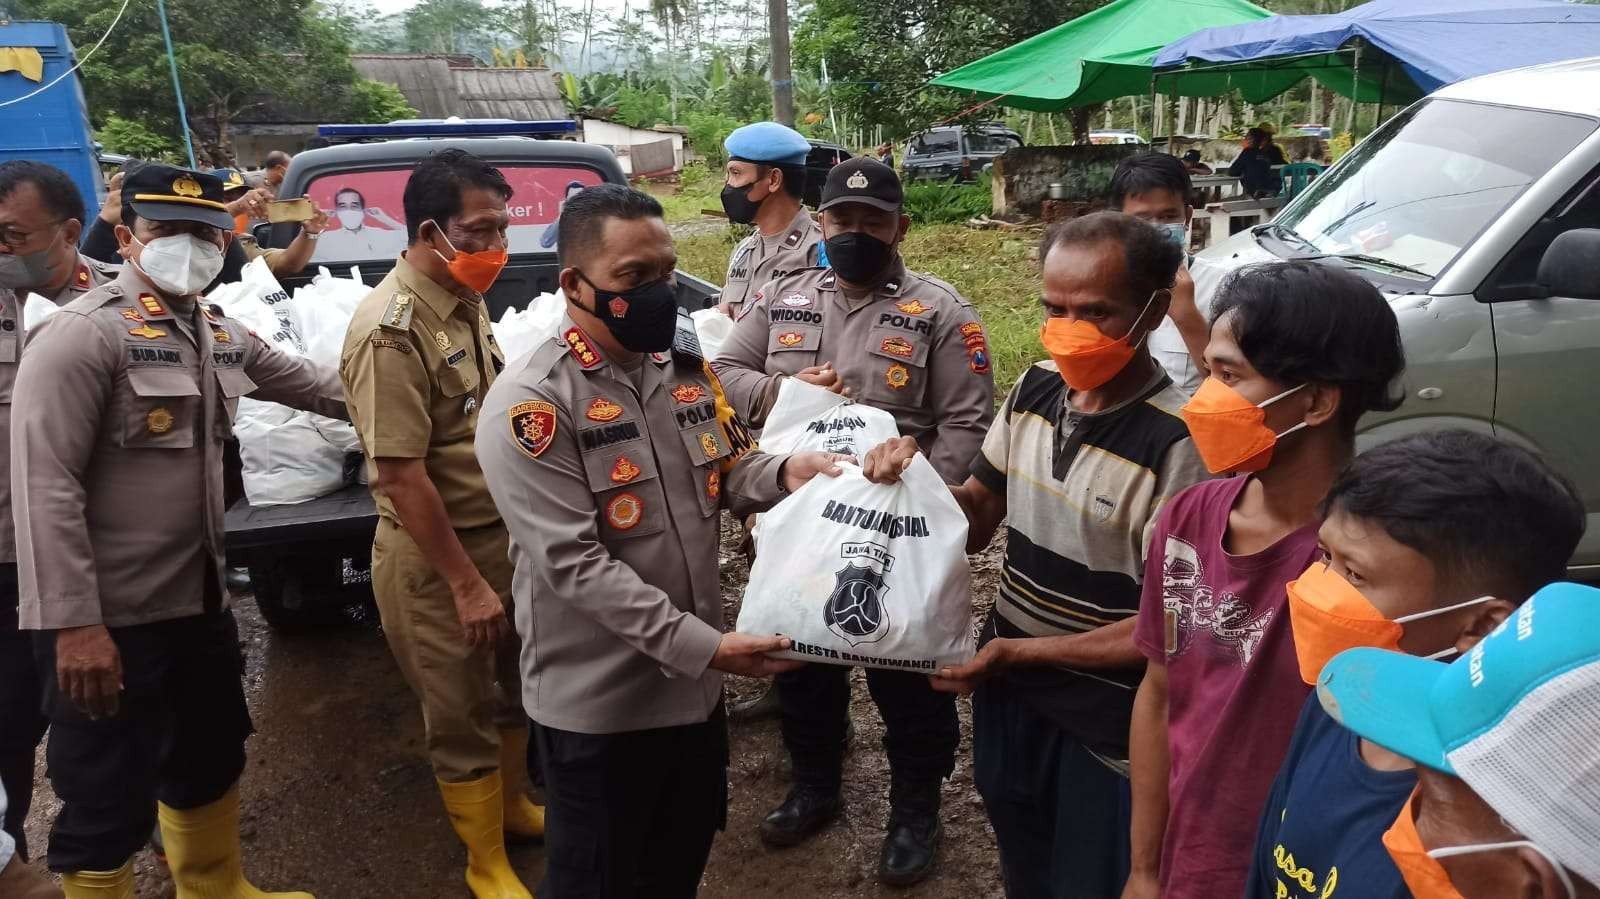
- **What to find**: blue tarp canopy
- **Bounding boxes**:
[1152,0,1600,106]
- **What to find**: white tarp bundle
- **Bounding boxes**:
[692,307,733,360]
[737,455,975,671]
[492,291,563,363]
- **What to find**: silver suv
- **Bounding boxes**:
[1194,56,1600,570]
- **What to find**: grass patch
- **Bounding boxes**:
[675,222,1043,396]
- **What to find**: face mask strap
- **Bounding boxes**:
[1394,595,1494,626]
[425,219,459,260]
[1428,841,1575,899]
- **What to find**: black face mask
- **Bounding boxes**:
[575,270,679,353]
[720,180,765,225]
[824,232,895,284]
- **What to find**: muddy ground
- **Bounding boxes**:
[21,519,1006,898]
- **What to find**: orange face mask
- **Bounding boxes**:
[429,220,508,294]
[1179,378,1306,474]
[1038,291,1157,391]
[1384,790,1468,899]
[1287,561,1493,686]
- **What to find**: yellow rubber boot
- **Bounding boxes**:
[439,774,533,899]
[158,784,314,899]
[497,727,546,842]
[60,860,135,898]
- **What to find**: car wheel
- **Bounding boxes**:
[249,560,342,632]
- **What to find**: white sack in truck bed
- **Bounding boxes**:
[736,454,975,671]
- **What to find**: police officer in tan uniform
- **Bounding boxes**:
[339,149,540,899]
[0,160,118,862]
[13,164,343,899]
[711,157,995,885]
[476,184,845,899]
[717,122,822,318]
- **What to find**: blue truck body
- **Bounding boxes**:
[0,21,103,219]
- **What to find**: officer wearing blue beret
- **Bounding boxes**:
[716,122,823,319]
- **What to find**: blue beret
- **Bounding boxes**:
[724,122,811,167]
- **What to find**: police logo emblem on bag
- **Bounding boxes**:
[824,543,893,646]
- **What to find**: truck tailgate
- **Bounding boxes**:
[225,484,377,555]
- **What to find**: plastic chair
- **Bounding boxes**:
[1278,162,1324,200]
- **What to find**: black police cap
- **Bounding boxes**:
[123,164,234,230]
[818,157,903,214]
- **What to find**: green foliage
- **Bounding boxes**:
[347,79,417,123]
[902,176,993,225]
[614,84,671,128]
[683,111,740,167]
[402,0,496,56]
[94,116,180,161]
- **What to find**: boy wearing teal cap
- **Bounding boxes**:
[1320,580,1600,898]
[1244,430,1584,899]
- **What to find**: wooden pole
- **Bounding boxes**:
[768,0,794,126]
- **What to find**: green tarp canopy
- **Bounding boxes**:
[928,0,1275,111]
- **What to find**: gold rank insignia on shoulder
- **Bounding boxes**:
[147,407,175,433]
[129,324,167,340]
[435,330,451,351]
[885,363,911,390]
[139,294,166,317]
[564,327,601,369]
[382,293,414,330]
[509,400,557,459]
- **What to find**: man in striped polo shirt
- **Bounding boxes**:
[864,212,1209,898]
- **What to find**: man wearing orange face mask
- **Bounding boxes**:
[1318,580,1600,899]
[1123,261,1405,899]
[862,212,1210,898]
[340,149,541,897]
[1244,430,1583,899]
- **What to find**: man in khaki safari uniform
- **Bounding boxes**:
[340,149,540,899]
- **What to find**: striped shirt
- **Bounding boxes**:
[972,360,1209,759]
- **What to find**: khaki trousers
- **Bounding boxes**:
[372,517,524,782]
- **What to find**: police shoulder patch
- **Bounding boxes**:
[509,400,558,459]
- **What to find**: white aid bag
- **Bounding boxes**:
[737,455,975,671]
[22,293,60,331]
[492,291,564,363]
[758,377,901,459]
[294,265,369,372]
[691,307,733,360]
[206,260,350,506]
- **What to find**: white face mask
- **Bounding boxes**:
[133,234,225,297]
[336,209,365,231]
[1428,841,1576,899]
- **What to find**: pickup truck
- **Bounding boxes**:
[227,128,719,628]
[1192,56,1600,573]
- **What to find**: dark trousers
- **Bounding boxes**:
[33,610,253,872]
[535,706,728,899]
[776,663,958,793]
[973,682,1131,899]
[0,564,46,862]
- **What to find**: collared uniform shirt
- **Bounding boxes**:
[0,254,118,563]
[12,267,346,630]
[476,316,786,735]
[719,207,821,317]
[712,259,995,484]
[340,253,505,529]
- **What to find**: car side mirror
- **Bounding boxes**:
[1537,229,1600,300]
